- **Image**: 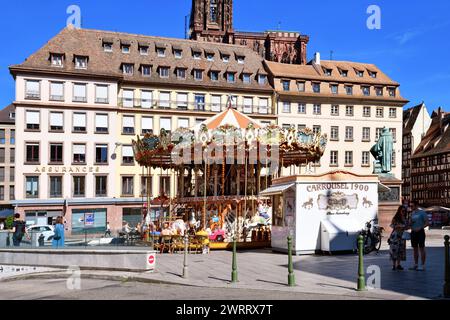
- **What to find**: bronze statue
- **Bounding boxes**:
[370,127,393,174]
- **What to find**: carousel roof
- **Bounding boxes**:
[193,107,262,131]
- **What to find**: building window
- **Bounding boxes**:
[122,145,134,165]
[243,97,253,114]
[174,49,182,59]
[258,75,267,85]
[160,176,170,197]
[194,69,204,81]
[356,70,364,77]
[121,44,130,54]
[141,117,153,135]
[159,92,171,109]
[73,176,86,197]
[122,89,134,108]
[222,54,230,63]
[259,98,269,114]
[0,186,4,200]
[362,86,370,96]
[295,81,305,92]
[0,167,3,182]
[313,104,321,115]
[95,85,109,103]
[312,83,321,93]
[159,67,169,78]
[141,91,153,108]
[122,116,135,135]
[9,186,14,200]
[48,112,64,132]
[122,176,134,196]
[157,48,166,57]
[10,130,15,145]
[73,113,87,132]
[0,131,4,144]
[74,56,88,69]
[243,73,251,84]
[210,71,219,81]
[389,128,397,142]
[49,176,63,198]
[331,84,338,94]
[331,105,339,116]
[177,68,187,80]
[177,93,188,110]
[95,144,108,164]
[194,95,206,111]
[392,152,396,167]
[345,85,353,95]
[363,106,371,117]
[329,126,339,141]
[340,69,348,77]
[226,72,235,83]
[345,126,354,141]
[282,102,291,113]
[389,108,397,118]
[10,148,14,163]
[313,125,321,135]
[376,128,383,141]
[345,105,354,116]
[95,176,108,197]
[282,80,290,91]
[324,69,332,76]
[26,176,39,198]
[95,114,108,134]
[73,83,87,102]
[73,144,86,164]
[178,118,189,129]
[139,46,149,55]
[141,176,153,197]
[295,103,306,114]
[362,151,370,166]
[376,107,384,118]
[388,87,396,97]
[237,56,245,64]
[50,53,64,67]
[206,53,214,61]
[362,127,371,142]
[345,151,353,166]
[25,110,40,130]
[297,124,306,131]
[25,143,40,163]
[369,71,377,78]
[122,63,134,75]
[49,82,64,101]
[193,51,202,60]
[375,87,383,96]
[141,65,151,77]
[103,41,113,52]
[49,143,63,164]
[330,151,338,166]
[25,80,41,100]
[211,95,221,112]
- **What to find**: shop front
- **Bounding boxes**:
[261,171,383,255]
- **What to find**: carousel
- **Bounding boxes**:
[132,106,327,244]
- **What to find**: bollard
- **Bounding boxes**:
[357,235,366,291]
[182,234,189,279]
[444,235,450,298]
[287,235,296,287]
[231,236,238,283]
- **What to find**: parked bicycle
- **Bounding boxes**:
[357,219,384,254]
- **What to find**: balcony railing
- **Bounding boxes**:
[118,98,274,115]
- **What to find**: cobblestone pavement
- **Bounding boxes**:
[1,229,448,300]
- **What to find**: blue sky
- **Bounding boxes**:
[0,0,449,112]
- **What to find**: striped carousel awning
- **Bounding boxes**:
[194,107,263,131]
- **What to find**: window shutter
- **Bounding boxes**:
[178,118,189,128]
[26,81,40,93]
[123,116,135,127]
[160,118,171,131]
[73,144,86,154]
[141,117,153,130]
[26,111,40,124]
[50,112,63,126]
[74,84,86,97]
[122,146,134,157]
[73,113,86,127]
[50,83,63,96]
[96,85,108,99]
[123,90,134,99]
[95,114,108,128]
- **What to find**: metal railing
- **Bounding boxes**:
[118,98,273,115]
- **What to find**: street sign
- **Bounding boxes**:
[148,254,155,265]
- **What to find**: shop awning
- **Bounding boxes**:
[260,183,295,196]
[378,183,391,193]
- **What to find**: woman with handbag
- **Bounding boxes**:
[388,206,407,270]
[52,216,65,248]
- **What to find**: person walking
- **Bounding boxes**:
[388,206,407,270]
[11,214,27,247]
[52,216,65,248]
[408,200,429,271]
[104,222,112,238]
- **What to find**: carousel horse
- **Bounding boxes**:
[171,219,187,236]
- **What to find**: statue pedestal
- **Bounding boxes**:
[377,176,402,232]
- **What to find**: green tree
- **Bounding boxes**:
[5,216,14,229]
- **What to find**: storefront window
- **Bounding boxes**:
[273,194,284,227]
[71,209,107,234]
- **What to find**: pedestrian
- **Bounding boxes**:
[388,206,407,271]
[52,216,65,248]
[11,214,27,247]
[105,222,112,238]
[408,200,429,271]
[0,221,4,230]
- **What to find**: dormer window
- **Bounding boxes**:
[206,53,214,61]
[362,86,370,96]
[141,65,151,77]
[193,51,202,60]
[345,85,353,95]
[122,63,134,75]
[222,55,230,63]
[176,68,187,80]
[156,45,166,57]
[330,84,338,94]
[237,56,245,64]
[174,49,183,59]
[312,82,321,93]
[369,71,377,78]
[210,71,219,81]
[121,44,130,54]
[51,53,64,67]
[324,68,332,76]
[227,72,236,83]
[74,55,88,69]
[103,41,113,52]
[194,69,203,81]
[375,87,383,96]
[243,73,251,84]
[340,69,348,77]
[388,87,396,97]
[356,70,364,77]
[159,66,169,78]
[258,74,267,85]
[139,46,149,55]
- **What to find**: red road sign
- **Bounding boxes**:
[148,254,155,265]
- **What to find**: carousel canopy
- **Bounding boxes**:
[193,107,262,131]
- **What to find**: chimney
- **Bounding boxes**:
[313,52,321,65]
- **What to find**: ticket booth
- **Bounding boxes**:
[261,171,385,255]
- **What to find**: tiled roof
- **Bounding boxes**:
[10,26,272,92]
[403,102,424,134]
[0,104,15,124]
[265,59,400,86]
[413,109,450,158]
